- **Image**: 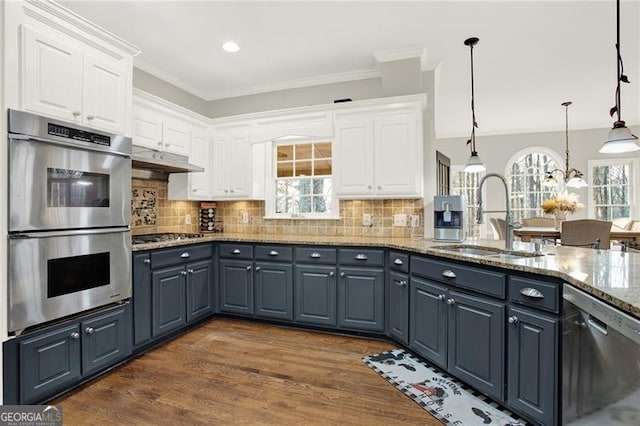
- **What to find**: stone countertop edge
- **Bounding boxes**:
[132,233,640,320]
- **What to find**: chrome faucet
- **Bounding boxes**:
[477,173,520,250]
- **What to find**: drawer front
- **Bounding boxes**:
[255,245,293,262]
[219,243,254,260]
[338,248,384,266]
[151,244,212,269]
[389,251,409,273]
[411,256,506,299]
[509,276,560,313]
[295,247,337,264]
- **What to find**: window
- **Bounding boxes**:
[588,158,639,220]
[268,140,338,218]
[506,147,562,222]
[451,166,483,238]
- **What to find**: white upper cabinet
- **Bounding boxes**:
[211,128,253,199]
[132,106,163,149]
[7,0,139,135]
[162,118,191,155]
[333,99,424,199]
[168,130,213,201]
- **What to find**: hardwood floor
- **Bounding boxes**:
[55,318,439,425]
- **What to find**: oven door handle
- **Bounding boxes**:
[10,227,130,239]
[10,134,131,158]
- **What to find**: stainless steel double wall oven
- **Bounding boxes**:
[8,110,132,333]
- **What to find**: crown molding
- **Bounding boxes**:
[373,46,427,70]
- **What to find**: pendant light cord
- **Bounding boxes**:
[613,0,629,123]
[564,102,571,173]
[465,37,480,154]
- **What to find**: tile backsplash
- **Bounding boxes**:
[131,179,423,238]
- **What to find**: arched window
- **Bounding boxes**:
[506,147,562,222]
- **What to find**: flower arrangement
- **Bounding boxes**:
[541,193,584,215]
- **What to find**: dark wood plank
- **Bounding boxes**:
[54,318,438,425]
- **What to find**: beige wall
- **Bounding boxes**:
[133,68,209,116]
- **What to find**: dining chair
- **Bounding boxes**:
[522,216,555,227]
[560,219,612,249]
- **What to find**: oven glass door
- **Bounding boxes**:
[9,137,130,231]
[8,228,131,333]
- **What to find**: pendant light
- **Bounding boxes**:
[599,0,639,153]
[542,102,588,189]
[464,37,485,173]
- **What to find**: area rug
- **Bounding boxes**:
[363,349,528,425]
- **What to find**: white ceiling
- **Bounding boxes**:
[60,0,640,138]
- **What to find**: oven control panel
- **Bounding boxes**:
[48,123,111,146]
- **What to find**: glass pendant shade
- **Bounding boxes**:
[566,176,589,188]
[542,174,559,188]
[464,152,485,173]
[600,122,640,153]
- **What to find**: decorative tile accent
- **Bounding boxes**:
[131,188,158,226]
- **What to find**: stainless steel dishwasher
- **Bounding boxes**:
[562,284,640,425]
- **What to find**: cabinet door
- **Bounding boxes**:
[132,105,163,150]
[227,134,252,197]
[22,26,83,123]
[20,324,81,404]
[333,119,375,197]
[295,265,337,327]
[82,53,128,133]
[219,259,254,315]
[188,132,213,199]
[255,262,293,321]
[375,115,421,197]
[211,136,229,197]
[507,306,558,426]
[338,267,385,332]
[163,118,191,155]
[152,266,187,337]
[448,290,505,402]
[81,305,132,376]
[409,277,448,369]
[133,253,152,348]
[186,260,214,323]
[388,270,409,345]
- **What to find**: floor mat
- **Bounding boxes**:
[363,348,528,425]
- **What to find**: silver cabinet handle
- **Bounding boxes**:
[85,327,94,335]
[72,111,81,117]
[377,185,382,190]
[437,294,445,301]
[231,249,241,254]
[310,252,322,258]
[180,252,190,258]
[508,316,519,324]
[224,189,229,193]
[188,269,194,274]
[269,250,279,256]
[255,266,261,271]
[143,258,151,264]
[442,270,456,278]
[230,189,235,193]
[340,272,345,277]
[181,270,188,276]
[86,114,95,120]
[329,271,335,277]
[367,185,372,189]
[446,298,455,305]
[70,332,80,340]
[393,258,403,265]
[519,287,544,298]
[401,280,408,288]
[246,265,252,270]
[354,254,368,260]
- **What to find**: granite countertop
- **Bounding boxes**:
[133,233,640,320]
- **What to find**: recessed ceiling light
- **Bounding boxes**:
[222,41,240,53]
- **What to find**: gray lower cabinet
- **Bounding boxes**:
[387,270,409,344]
[255,262,293,320]
[507,306,559,425]
[219,259,254,315]
[133,252,152,347]
[152,266,187,336]
[409,277,448,368]
[19,304,131,404]
[187,259,214,322]
[338,267,385,332]
[295,265,337,326]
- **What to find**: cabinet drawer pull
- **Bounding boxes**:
[246,265,252,271]
[181,270,188,276]
[86,114,95,120]
[268,250,279,256]
[70,332,80,340]
[436,294,445,301]
[310,252,322,259]
[354,254,368,260]
[72,111,81,117]
[85,327,94,335]
[340,272,345,277]
[143,258,151,264]
[393,258,404,266]
[329,271,335,277]
[255,266,261,271]
[519,287,544,298]
[508,316,519,324]
[446,298,455,305]
[180,252,190,258]
[442,270,456,278]
[401,280,408,288]
[231,249,241,254]
[188,269,194,274]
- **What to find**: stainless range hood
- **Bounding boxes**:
[131,146,204,174]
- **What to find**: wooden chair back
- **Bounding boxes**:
[560,219,613,249]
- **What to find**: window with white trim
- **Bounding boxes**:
[588,158,639,220]
[451,166,484,238]
[267,140,338,219]
[506,147,562,222]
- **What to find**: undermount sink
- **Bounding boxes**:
[434,245,543,259]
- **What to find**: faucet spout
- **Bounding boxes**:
[477,173,515,250]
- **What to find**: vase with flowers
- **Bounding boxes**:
[541,193,584,229]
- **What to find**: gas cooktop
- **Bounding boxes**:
[131,233,205,245]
